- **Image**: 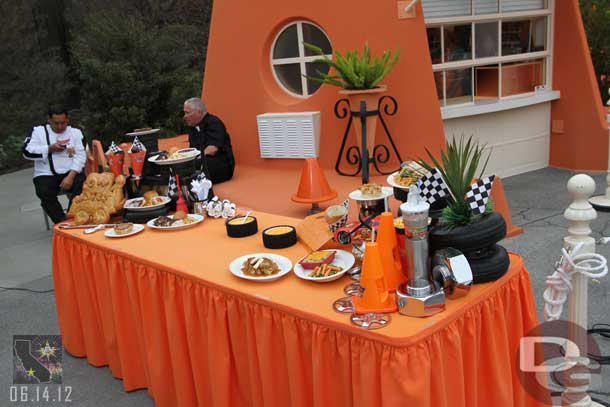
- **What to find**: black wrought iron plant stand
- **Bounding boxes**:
[334,95,402,184]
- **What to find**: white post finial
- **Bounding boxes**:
[562,174,597,407]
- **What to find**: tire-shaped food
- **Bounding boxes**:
[466,244,510,284]
[429,212,507,253]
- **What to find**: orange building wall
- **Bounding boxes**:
[201,1,446,171]
[550,0,609,171]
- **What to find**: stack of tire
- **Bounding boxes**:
[429,212,509,283]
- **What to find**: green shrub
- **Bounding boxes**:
[71,10,202,147]
[580,0,610,105]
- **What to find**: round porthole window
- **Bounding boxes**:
[271,21,332,97]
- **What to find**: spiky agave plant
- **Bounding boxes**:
[419,136,492,228]
[302,42,400,90]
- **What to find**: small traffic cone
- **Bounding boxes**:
[352,242,397,314]
[175,174,189,213]
[377,212,404,292]
[129,150,146,186]
[291,158,337,214]
[105,152,124,177]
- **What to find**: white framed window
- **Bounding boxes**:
[423,0,555,109]
[271,21,332,98]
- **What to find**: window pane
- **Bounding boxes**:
[475,64,499,99]
[434,71,444,105]
[427,27,442,64]
[502,18,546,55]
[475,22,498,58]
[305,62,331,94]
[273,24,299,59]
[444,24,472,62]
[531,17,547,52]
[446,68,473,105]
[501,59,545,96]
[302,23,332,56]
[422,0,471,19]
[502,0,545,12]
[273,64,303,95]
[475,0,498,15]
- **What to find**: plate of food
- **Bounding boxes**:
[148,147,200,165]
[124,192,171,211]
[229,253,292,282]
[293,249,355,282]
[348,185,393,201]
[146,212,204,230]
[104,223,145,238]
[125,128,161,136]
[387,161,428,189]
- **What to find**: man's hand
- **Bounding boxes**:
[48,143,66,153]
[203,145,219,156]
[60,172,77,191]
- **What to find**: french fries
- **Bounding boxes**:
[308,264,342,278]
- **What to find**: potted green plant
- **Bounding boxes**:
[419,136,509,283]
[304,42,400,153]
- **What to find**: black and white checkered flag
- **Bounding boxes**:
[130,136,146,152]
[167,173,178,199]
[466,175,495,214]
[418,168,450,204]
[107,141,122,154]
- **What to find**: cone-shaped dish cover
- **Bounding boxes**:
[292,158,337,203]
[359,242,390,307]
[377,212,404,291]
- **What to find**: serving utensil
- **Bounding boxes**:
[59,224,114,230]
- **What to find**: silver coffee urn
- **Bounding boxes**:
[396,185,445,317]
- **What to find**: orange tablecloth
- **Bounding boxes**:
[52,212,545,407]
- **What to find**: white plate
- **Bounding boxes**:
[387,172,416,190]
[123,196,171,211]
[147,149,201,165]
[348,186,393,201]
[146,214,204,230]
[125,128,160,136]
[229,253,292,282]
[293,249,355,283]
[104,224,145,238]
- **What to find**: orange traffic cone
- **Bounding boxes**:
[352,242,397,314]
[377,212,404,292]
[291,158,337,214]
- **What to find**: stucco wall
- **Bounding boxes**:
[202,1,446,171]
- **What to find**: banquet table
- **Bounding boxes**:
[52,211,546,407]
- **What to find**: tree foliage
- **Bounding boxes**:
[70,9,204,145]
[580,0,610,105]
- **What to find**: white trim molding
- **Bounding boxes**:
[441,89,560,119]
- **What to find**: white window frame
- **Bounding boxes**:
[425,0,558,118]
[270,21,333,98]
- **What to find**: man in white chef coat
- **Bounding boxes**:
[22,105,87,223]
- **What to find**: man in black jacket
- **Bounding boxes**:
[183,98,235,183]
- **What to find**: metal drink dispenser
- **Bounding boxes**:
[396,185,445,317]
[400,185,430,282]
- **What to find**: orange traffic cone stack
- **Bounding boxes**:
[352,242,397,314]
[291,158,337,214]
[376,212,404,292]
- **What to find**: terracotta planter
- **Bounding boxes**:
[338,85,387,156]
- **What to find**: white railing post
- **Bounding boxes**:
[562,174,597,407]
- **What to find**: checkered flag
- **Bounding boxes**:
[167,172,178,199]
[107,141,122,154]
[466,175,495,214]
[130,136,146,152]
[418,168,450,204]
